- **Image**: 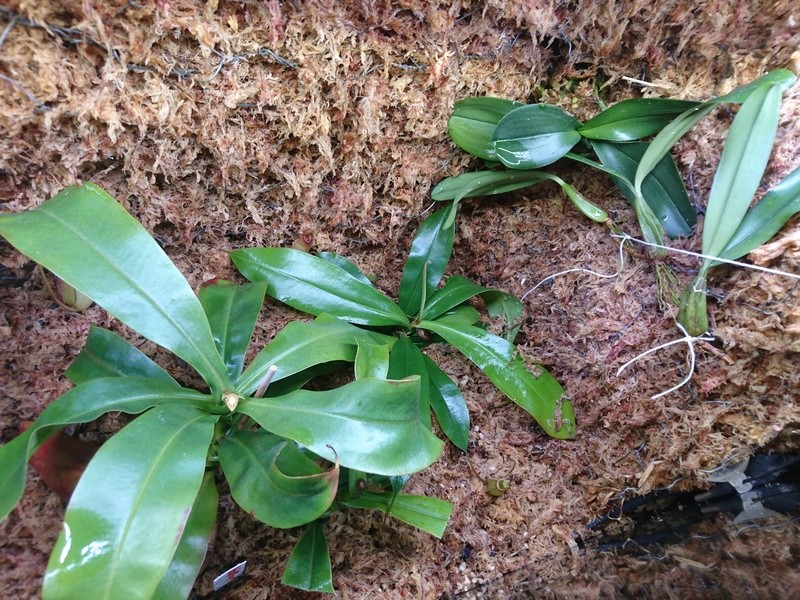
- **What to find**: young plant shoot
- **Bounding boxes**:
[0,184,449,597]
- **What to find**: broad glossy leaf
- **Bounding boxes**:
[702,84,783,257]
[281,521,333,593]
[578,99,700,141]
[66,326,178,386]
[219,431,337,528]
[340,491,452,538]
[0,377,217,521]
[387,337,432,428]
[492,104,582,169]
[238,377,443,476]
[437,304,482,326]
[634,70,797,195]
[592,140,695,238]
[423,356,469,451]
[199,280,267,380]
[235,314,394,395]
[0,183,231,395]
[447,96,524,160]
[152,471,218,600]
[231,247,410,327]
[43,405,217,600]
[417,319,576,439]
[421,276,488,321]
[354,339,392,380]
[719,166,800,262]
[316,251,374,286]
[398,208,454,317]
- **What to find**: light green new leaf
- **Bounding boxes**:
[447,96,524,160]
[340,491,452,538]
[66,326,178,386]
[238,377,443,476]
[387,336,432,429]
[417,318,576,439]
[634,70,796,195]
[219,431,338,528]
[423,356,469,451]
[492,104,582,169]
[702,83,783,257]
[719,166,800,263]
[281,521,334,593]
[398,208,455,317]
[199,280,267,380]
[231,247,410,327]
[152,471,218,600]
[235,313,394,395]
[578,98,700,141]
[0,377,218,521]
[592,140,695,238]
[0,183,231,395]
[316,251,375,286]
[354,339,392,380]
[43,405,217,600]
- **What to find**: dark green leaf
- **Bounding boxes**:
[231,247,410,327]
[152,470,218,600]
[420,276,488,321]
[437,304,482,326]
[398,208,454,317]
[44,405,217,600]
[199,280,267,380]
[316,251,374,286]
[0,183,232,395]
[238,377,443,476]
[65,326,178,386]
[235,314,394,395]
[387,337,432,429]
[219,430,338,528]
[417,318,576,439]
[447,96,524,160]
[281,521,334,593]
[0,377,217,521]
[702,83,783,257]
[592,140,696,238]
[578,98,700,141]
[423,356,469,451]
[719,166,800,262]
[492,104,582,169]
[339,491,452,538]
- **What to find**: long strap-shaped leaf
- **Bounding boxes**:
[0,184,232,395]
[238,377,443,475]
[0,377,217,521]
[43,405,217,600]
[702,84,783,257]
[231,247,410,327]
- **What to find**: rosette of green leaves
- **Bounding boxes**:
[232,206,577,447]
[0,184,445,598]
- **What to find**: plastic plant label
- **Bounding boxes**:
[213,560,247,591]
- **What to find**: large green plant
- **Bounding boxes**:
[0,184,448,597]
[231,206,577,445]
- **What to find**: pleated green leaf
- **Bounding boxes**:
[398,208,454,316]
[339,491,452,538]
[199,280,267,380]
[281,521,334,593]
[238,377,443,476]
[578,98,700,141]
[219,431,338,528]
[417,318,576,439]
[702,83,783,257]
[0,377,217,521]
[43,405,217,600]
[0,183,231,395]
[65,326,178,386]
[492,104,582,169]
[447,96,524,160]
[231,247,410,327]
